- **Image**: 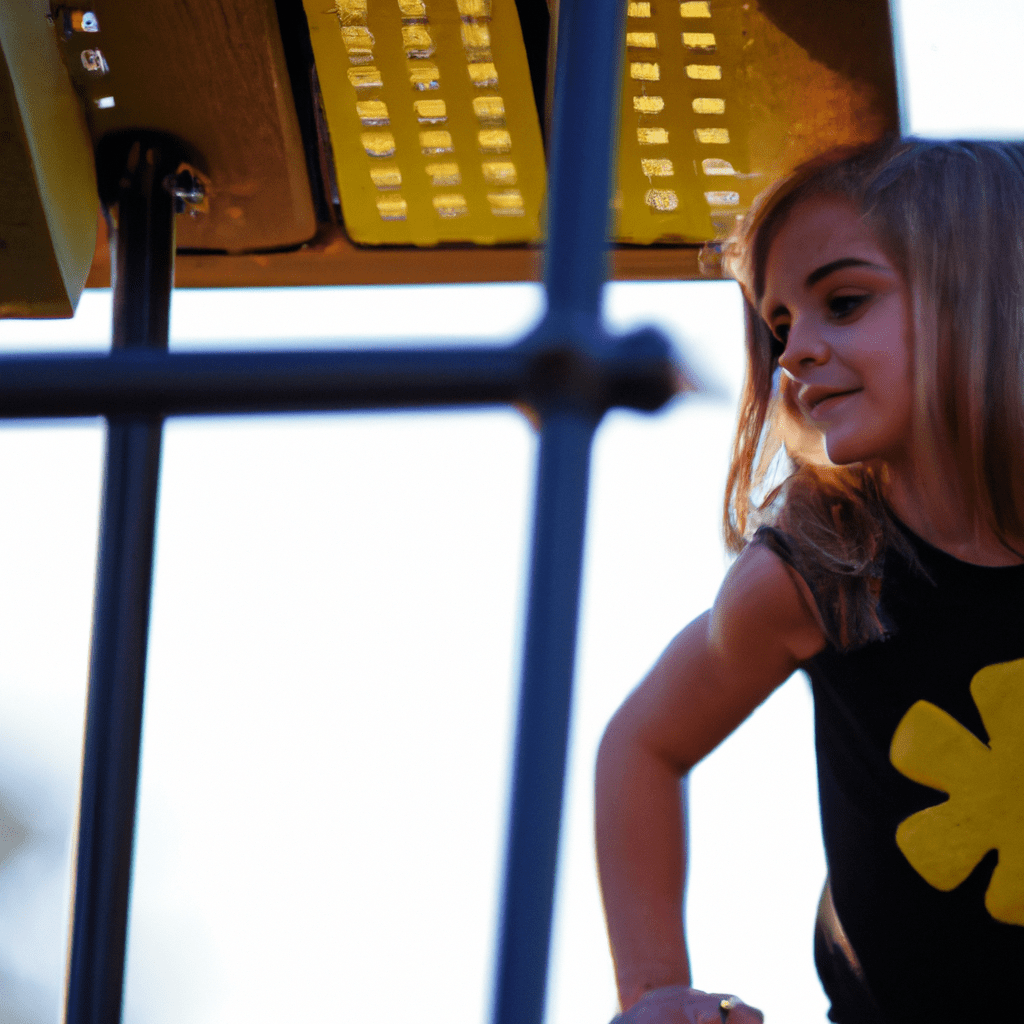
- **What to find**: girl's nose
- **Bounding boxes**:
[777,320,829,374]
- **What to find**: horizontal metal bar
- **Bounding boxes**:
[0,330,678,419]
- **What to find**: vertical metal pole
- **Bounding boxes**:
[490,408,598,1024]
[543,0,628,329]
[490,0,627,1017]
[64,136,178,1024]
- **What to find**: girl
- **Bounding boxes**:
[596,137,1024,1024]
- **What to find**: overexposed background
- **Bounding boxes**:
[0,2,1021,1021]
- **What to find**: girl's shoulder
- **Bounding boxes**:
[748,464,907,651]
[710,538,827,669]
[749,522,890,652]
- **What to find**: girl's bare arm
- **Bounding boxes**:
[595,543,824,1016]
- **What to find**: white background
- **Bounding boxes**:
[0,2,1021,1021]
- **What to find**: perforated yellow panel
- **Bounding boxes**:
[614,0,898,245]
[305,0,546,245]
[615,0,738,242]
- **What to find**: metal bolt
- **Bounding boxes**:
[163,170,206,215]
[80,48,109,73]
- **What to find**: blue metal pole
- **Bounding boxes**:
[542,0,628,331]
[64,135,180,1024]
[490,408,598,1024]
[0,338,673,418]
[491,0,629,1017]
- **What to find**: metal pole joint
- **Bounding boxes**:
[519,321,681,416]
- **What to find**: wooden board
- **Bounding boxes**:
[84,214,713,286]
[56,0,317,254]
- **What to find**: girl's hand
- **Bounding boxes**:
[611,985,765,1024]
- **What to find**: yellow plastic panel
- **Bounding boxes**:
[0,0,97,318]
[614,0,898,244]
[305,0,546,245]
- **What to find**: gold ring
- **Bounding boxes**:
[719,997,739,1023]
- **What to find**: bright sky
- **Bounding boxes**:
[0,2,1021,1023]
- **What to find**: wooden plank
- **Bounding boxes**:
[57,0,317,253]
[85,216,714,286]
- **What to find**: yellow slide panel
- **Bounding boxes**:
[304,0,546,246]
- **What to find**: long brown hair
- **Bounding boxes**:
[722,137,1024,646]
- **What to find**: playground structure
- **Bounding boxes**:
[0,2,900,1022]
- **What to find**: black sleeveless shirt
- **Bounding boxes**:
[755,522,1024,1024]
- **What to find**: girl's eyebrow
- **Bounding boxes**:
[805,257,884,288]
[761,257,890,321]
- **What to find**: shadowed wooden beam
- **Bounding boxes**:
[85,215,713,286]
[55,0,317,254]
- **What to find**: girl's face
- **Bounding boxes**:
[759,196,915,471]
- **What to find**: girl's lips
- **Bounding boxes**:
[803,388,862,420]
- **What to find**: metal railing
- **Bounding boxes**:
[1,0,680,1019]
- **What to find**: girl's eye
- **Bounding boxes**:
[828,294,867,319]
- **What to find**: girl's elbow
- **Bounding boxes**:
[596,706,692,783]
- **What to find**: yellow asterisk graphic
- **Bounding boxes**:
[890,657,1024,926]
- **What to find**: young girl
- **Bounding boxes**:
[596,137,1024,1024]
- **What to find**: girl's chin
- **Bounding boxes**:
[823,435,873,466]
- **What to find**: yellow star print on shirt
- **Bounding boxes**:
[889,657,1024,926]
